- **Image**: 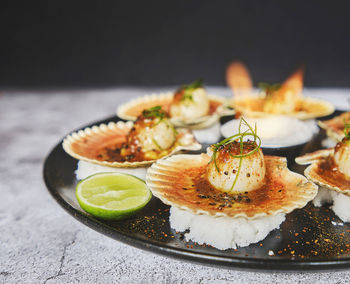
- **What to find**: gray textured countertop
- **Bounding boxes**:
[1,87,350,284]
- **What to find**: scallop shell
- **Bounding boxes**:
[62,121,201,168]
[296,149,350,196]
[146,154,317,219]
[116,92,234,129]
[295,148,333,165]
[232,95,334,120]
[318,112,350,142]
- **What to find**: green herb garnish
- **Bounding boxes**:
[176,80,203,103]
[142,106,166,120]
[209,117,262,192]
[152,137,162,150]
[258,82,282,97]
[142,106,177,136]
[344,118,350,139]
[178,79,203,92]
[181,92,194,102]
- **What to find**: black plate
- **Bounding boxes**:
[43,112,350,271]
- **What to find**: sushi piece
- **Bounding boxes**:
[296,124,350,222]
[116,81,234,129]
[146,118,317,249]
[63,106,201,168]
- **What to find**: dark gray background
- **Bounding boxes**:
[1,1,350,88]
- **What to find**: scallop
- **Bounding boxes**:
[296,141,350,195]
[233,95,334,120]
[169,88,210,121]
[263,87,299,114]
[146,154,317,219]
[333,140,350,177]
[116,92,234,129]
[318,112,350,142]
[62,121,201,168]
[296,140,350,223]
[295,148,333,165]
[131,119,176,153]
[206,144,265,193]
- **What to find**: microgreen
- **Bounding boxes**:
[152,137,162,150]
[258,82,282,97]
[209,117,261,192]
[176,80,203,103]
[142,106,166,120]
[181,92,194,102]
[179,79,203,91]
[142,106,177,139]
[344,118,350,139]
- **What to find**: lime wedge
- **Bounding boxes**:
[76,172,152,220]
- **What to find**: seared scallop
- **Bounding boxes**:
[116,84,233,129]
[125,107,176,153]
[121,106,177,160]
[62,107,201,168]
[231,66,334,119]
[296,132,350,222]
[169,81,209,121]
[334,138,350,177]
[206,141,265,193]
[263,86,299,114]
[318,112,350,142]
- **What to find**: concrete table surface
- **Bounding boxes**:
[1,87,350,284]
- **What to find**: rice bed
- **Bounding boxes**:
[313,187,350,222]
[170,206,285,250]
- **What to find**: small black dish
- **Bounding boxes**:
[220,114,320,167]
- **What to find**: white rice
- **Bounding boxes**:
[169,206,285,250]
[75,160,148,181]
[313,187,350,222]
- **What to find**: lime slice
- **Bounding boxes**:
[76,172,152,220]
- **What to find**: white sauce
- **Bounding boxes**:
[192,122,221,144]
[221,116,318,148]
[75,160,148,181]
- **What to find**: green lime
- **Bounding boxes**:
[76,172,152,220]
